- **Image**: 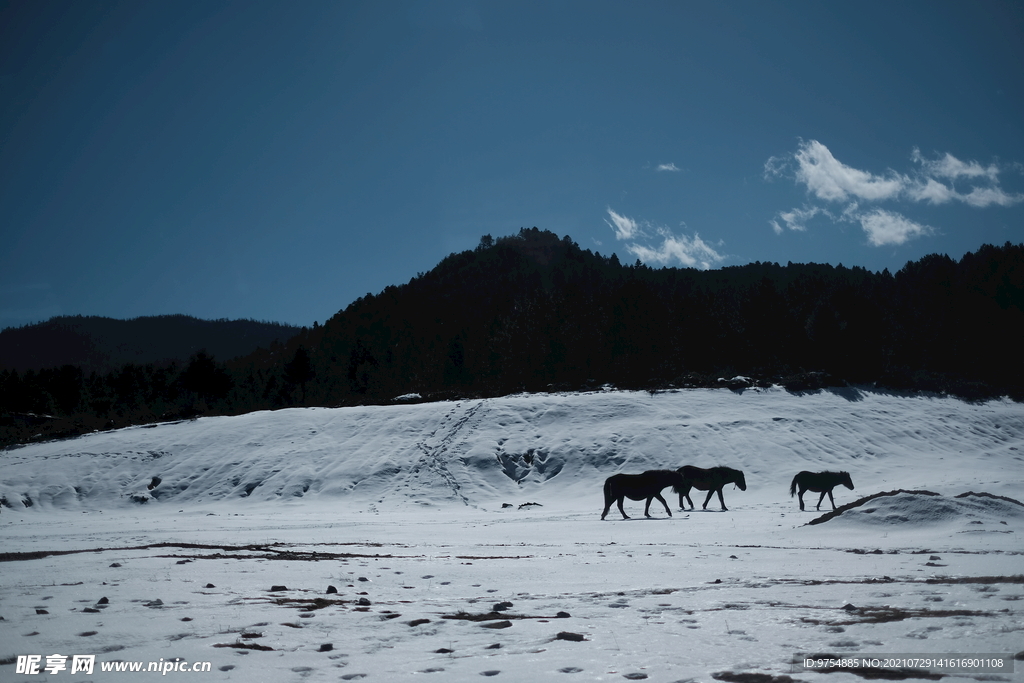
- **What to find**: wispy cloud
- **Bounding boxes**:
[766,139,1022,246]
[605,208,725,269]
[857,209,934,247]
[959,185,1024,208]
[911,148,999,182]
[770,206,825,234]
[656,162,681,172]
[605,208,641,240]
[787,140,905,202]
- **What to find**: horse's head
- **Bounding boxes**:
[732,468,747,491]
[841,471,854,490]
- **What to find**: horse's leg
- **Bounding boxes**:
[601,485,613,520]
[797,487,806,511]
[679,486,689,510]
[816,490,827,510]
[827,488,837,510]
[654,492,672,517]
[702,488,715,510]
[617,496,629,520]
[716,487,728,511]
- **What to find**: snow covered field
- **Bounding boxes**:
[2,387,1022,682]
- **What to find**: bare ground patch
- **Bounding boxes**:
[0,541,419,563]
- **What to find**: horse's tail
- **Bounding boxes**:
[603,477,614,504]
[789,474,799,497]
[673,470,687,494]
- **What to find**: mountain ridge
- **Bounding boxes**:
[2,229,1022,449]
[0,314,300,374]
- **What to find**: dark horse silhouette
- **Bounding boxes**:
[676,466,747,511]
[790,470,854,511]
[601,469,684,520]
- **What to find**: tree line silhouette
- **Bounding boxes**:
[2,228,1022,447]
[0,314,298,374]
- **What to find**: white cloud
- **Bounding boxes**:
[905,177,957,205]
[771,205,825,233]
[605,208,641,240]
[912,148,999,181]
[793,140,906,202]
[780,140,1023,208]
[656,162,681,172]
[960,185,1024,208]
[770,201,936,247]
[856,209,934,247]
[767,140,1023,246]
[606,208,724,269]
[625,231,724,269]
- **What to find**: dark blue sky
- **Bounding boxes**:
[2,0,1022,330]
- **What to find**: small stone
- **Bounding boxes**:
[326,585,338,594]
[205,584,215,589]
[97,597,109,604]
[318,643,334,652]
[555,631,586,642]
[357,597,371,606]
[481,620,512,629]
[556,611,571,618]
[109,563,122,568]
[270,585,288,592]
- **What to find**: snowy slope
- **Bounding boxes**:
[2,388,1022,682]
[2,387,1021,513]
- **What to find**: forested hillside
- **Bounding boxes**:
[2,229,1022,447]
[0,315,299,373]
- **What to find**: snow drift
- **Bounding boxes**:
[809,489,1024,527]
